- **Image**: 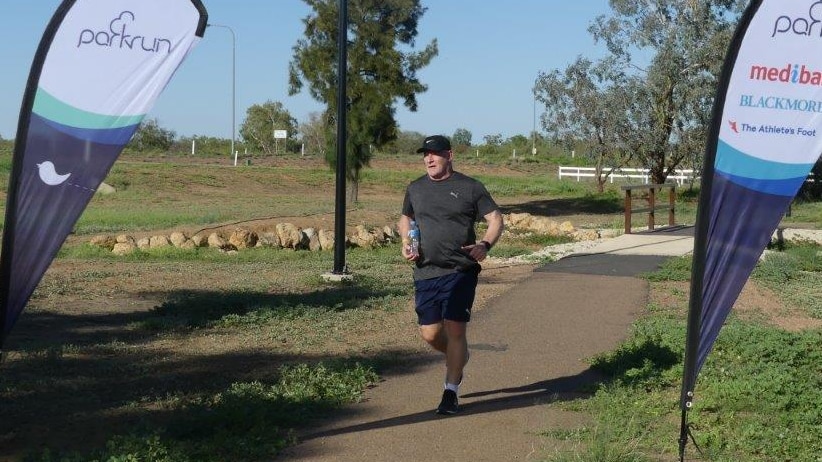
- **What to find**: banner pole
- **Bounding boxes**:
[678,407,688,461]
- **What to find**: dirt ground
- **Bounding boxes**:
[650,279,822,332]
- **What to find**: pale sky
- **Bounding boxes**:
[0,0,611,141]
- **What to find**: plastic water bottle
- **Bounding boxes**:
[408,220,420,257]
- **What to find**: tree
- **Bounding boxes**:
[239,100,298,155]
[0,134,12,155]
[799,159,822,200]
[299,111,329,156]
[176,135,233,157]
[537,57,635,192]
[452,128,472,147]
[507,134,529,146]
[384,129,425,155]
[482,134,503,146]
[289,0,438,203]
[536,0,746,185]
[129,118,176,152]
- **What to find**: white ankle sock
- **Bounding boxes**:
[445,382,459,393]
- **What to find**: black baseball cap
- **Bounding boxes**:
[416,135,451,153]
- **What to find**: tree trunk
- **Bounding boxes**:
[594,153,606,193]
[347,179,359,205]
[595,176,606,193]
[650,162,666,185]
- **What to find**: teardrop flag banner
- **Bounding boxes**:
[0,0,208,348]
[680,0,822,458]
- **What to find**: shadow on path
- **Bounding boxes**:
[300,368,602,441]
[636,224,694,236]
[536,254,667,276]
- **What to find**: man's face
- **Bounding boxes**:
[423,150,452,180]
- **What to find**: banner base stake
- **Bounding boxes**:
[678,409,704,462]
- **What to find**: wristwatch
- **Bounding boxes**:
[479,240,492,251]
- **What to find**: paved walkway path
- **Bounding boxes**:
[280,228,694,461]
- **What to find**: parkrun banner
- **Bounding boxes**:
[0,0,207,346]
[681,0,822,411]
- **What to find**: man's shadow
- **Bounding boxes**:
[300,368,603,441]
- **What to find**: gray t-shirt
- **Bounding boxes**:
[402,171,499,280]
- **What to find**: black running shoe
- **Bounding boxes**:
[436,389,459,415]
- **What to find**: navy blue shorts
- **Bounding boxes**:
[414,269,479,325]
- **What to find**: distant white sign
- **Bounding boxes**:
[274,130,288,139]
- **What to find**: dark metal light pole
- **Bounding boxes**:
[332,0,348,275]
[207,23,236,165]
[532,75,538,156]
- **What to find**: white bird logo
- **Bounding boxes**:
[36,161,72,186]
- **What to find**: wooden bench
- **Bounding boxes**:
[621,183,676,234]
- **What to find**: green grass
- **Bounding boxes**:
[1,159,348,233]
[477,174,593,197]
[640,255,692,282]
[753,241,822,318]
[3,153,611,233]
[783,199,822,228]
[546,246,822,461]
[360,161,598,199]
[15,245,407,461]
[544,419,653,462]
[691,324,822,461]
[143,252,411,332]
[27,362,378,462]
[75,208,228,233]
[359,167,422,192]
[493,232,574,259]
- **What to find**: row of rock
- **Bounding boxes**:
[89,214,597,256]
[503,213,600,241]
[89,223,400,255]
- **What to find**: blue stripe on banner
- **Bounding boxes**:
[36,113,139,146]
[718,171,807,196]
[715,139,814,181]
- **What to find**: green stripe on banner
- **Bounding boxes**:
[32,87,144,129]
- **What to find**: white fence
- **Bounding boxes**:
[558,166,699,185]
